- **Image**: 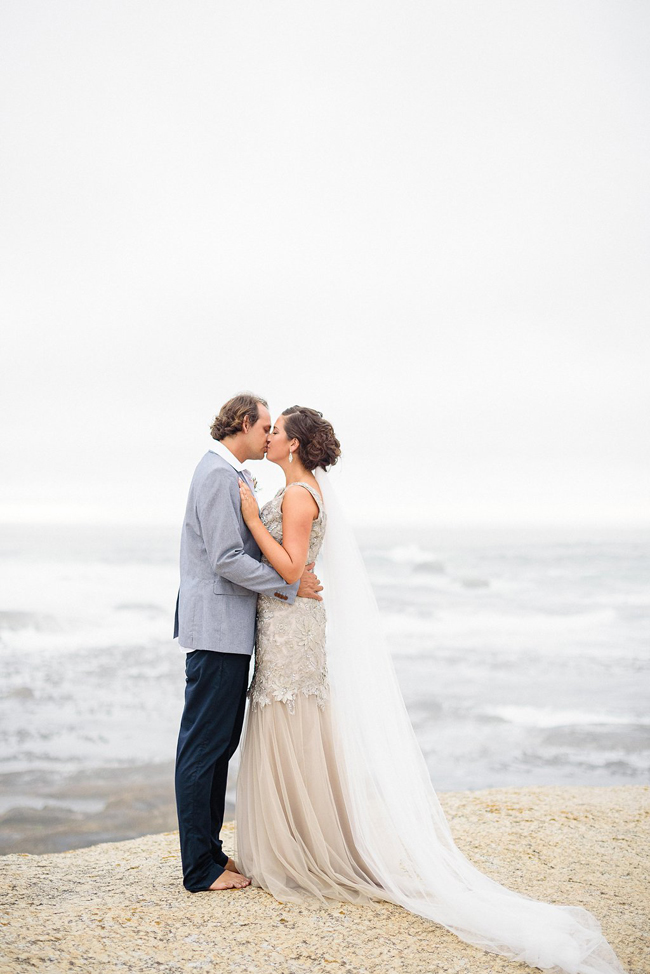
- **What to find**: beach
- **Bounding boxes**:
[1,523,648,850]
[1,523,648,970]
[1,784,646,974]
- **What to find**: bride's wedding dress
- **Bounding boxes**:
[235,474,625,974]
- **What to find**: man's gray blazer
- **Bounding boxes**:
[173,451,299,654]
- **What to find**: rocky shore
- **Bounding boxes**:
[1,785,647,973]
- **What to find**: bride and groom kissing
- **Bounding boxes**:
[174,393,326,892]
[173,393,625,974]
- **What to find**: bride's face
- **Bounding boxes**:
[266,415,298,467]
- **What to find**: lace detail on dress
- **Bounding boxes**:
[248,482,328,714]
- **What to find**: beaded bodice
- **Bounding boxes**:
[259,482,326,565]
[248,482,328,713]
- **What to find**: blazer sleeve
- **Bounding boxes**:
[196,467,300,603]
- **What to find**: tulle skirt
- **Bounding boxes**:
[235,693,385,906]
[235,692,627,974]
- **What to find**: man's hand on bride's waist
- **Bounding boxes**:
[297,563,323,601]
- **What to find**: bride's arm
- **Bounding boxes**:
[238,481,318,585]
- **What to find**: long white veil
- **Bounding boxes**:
[313,467,625,974]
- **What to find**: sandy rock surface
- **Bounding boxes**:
[1,785,647,974]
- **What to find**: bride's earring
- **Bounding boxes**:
[288,449,293,464]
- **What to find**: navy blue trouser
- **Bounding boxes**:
[174,649,250,892]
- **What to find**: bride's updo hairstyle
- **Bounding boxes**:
[282,406,341,471]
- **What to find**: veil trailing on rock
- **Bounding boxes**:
[313,467,625,974]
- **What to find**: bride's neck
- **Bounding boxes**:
[284,462,310,485]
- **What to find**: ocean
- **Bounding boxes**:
[1,520,648,849]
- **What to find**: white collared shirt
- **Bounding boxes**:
[209,439,257,493]
[209,439,245,472]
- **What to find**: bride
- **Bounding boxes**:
[235,405,625,974]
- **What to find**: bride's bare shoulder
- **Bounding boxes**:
[282,483,320,519]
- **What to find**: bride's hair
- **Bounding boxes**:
[281,406,341,471]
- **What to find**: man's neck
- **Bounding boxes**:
[220,436,249,464]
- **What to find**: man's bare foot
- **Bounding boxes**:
[208,868,250,890]
[224,858,239,873]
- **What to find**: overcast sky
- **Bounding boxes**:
[1,0,648,527]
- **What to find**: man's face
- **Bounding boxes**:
[246,405,272,460]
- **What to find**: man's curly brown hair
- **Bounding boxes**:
[210,393,268,441]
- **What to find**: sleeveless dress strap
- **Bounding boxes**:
[282,482,324,513]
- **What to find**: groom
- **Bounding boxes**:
[173,392,323,892]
